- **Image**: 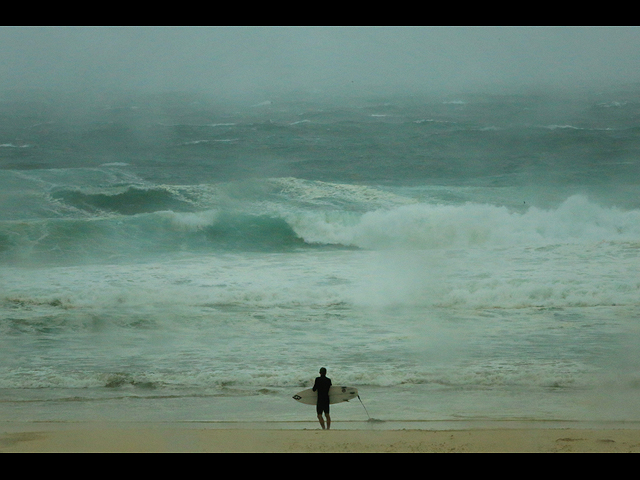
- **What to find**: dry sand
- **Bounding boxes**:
[2,422,640,452]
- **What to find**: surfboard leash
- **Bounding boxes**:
[357,395,372,420]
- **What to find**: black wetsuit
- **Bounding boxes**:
[313,375,332,415]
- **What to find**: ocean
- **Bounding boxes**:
[2,86,640,426]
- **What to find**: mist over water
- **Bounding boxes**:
[2,27,640,424]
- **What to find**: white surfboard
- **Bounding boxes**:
[292,386,358,405]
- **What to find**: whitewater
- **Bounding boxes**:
[1,87,640,424]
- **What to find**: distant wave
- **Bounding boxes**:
[3,178,638,267]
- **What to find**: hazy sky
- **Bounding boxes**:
[1,27,639,96]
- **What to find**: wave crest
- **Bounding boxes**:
[290,195,640,250]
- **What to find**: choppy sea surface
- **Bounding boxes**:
[2,86,640,425]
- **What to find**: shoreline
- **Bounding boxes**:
[3,420,640,452]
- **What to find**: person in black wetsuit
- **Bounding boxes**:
[312,367,332,430]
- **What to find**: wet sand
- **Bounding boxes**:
[2,421,640,452]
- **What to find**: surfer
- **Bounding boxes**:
[313,367,332,430]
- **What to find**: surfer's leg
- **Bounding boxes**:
[326,413,331,430]
[317,414,325,429]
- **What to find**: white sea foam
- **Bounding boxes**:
[100,162,130,167]
[288,195,640,250]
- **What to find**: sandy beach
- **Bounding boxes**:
[3,422,640,452]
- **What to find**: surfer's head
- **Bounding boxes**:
[319,367,327,376]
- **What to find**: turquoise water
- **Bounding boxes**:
[2,87,640,424]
